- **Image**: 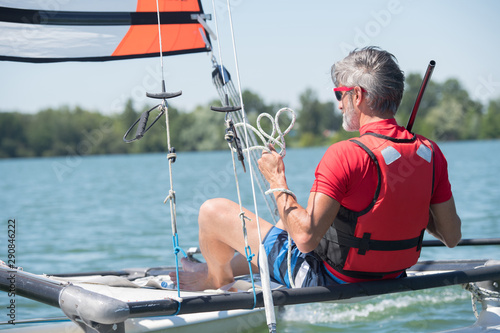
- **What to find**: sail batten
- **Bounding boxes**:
[0,7,204,26]
[0,0,210,63]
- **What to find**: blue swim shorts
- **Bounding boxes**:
[259,226,343,288]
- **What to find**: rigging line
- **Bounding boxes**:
[209,56,280,222]
[210,0,257,308]
[225,0,261,246]
[211,66,280,222]
[225,1,277,332]
[229,143,258,308]
[154,0,165,84]
[210,0,226,87]
[152,0,184,299]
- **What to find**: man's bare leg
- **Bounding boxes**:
[171,198,273,291]
[230,253,258,276]
[180,253,253,274]
[173,253,255,291]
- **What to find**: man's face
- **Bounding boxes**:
[341,93,360,132]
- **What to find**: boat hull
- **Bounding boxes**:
[4,309,267,333]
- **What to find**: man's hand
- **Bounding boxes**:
[258,144,287,188]
[258,144,341,253]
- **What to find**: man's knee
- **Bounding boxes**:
[200,198,225,215]
[199,198,233,229]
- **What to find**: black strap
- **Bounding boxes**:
[337,229,425,254]
[361,132,417,143]
[350,139,381,216]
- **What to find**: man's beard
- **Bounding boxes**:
[342,96,360,132]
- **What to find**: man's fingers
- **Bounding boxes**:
[267,144,277,153]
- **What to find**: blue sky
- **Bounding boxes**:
[1,0,500,114]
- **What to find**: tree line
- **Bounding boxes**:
[1,74,500,159]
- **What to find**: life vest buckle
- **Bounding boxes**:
[358,233,372,255]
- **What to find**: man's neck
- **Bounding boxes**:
[359,108,394,127]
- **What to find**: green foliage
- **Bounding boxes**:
[177,106,226,151]
[396,73,440,128]
[480,99,500,139]
[294,88,342,147]
[1,78,500,159]
[0,112,30,158]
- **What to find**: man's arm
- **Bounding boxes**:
[258,145,340,253]
[427,196,462,247]
[273,191,340,253]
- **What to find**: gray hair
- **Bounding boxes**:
[332,46,405,115]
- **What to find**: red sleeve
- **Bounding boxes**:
[310,141,376,212]
[430,141,453,204]
[310,143,350,203]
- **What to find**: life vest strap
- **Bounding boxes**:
[337,229,426,254]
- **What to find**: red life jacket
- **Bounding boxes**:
[313,132,434,280]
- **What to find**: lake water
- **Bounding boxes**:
[1,139,500,332]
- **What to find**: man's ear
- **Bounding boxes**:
[353,86,365,106]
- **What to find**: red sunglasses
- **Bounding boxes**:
[333,86,366,101]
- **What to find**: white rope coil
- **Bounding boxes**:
[232,107,296,157]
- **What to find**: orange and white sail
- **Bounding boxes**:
[0,0,210,62]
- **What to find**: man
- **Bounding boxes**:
[173,46,461,290]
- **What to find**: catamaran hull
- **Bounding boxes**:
[4,309,267,333]
[2,260,500,332]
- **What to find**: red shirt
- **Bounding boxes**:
[311,119,452,283]
[311,118,452,213]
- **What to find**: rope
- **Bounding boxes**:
[210,0,258,309]
[465,282,500,319]
[154,0,165,84]
[209,1,298,327]
[211,62,280,224]
[225,0,277,330]
[265,188,297,201]
[231,107,296,157]
[239,212,258,308]
[162,104,186,299]
[227,133,258,308]
[210,0,227,88]
[151,0,185,300]
[230,107,297,290]
[263,188,297,289]
[172,233,187,301]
